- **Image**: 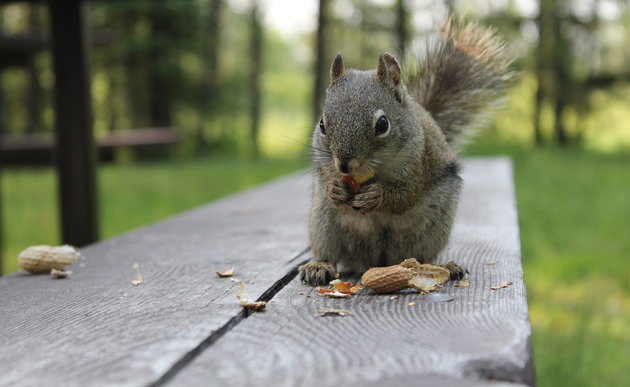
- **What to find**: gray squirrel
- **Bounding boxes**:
[299,18,515,286]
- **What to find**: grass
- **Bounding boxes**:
[1,156,309,274]
[465,138,630,387]
[2,141,629,386]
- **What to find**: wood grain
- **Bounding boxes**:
[0,173,312,387]
[0,158,533,387]
[169,157,535,387]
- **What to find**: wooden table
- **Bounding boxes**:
[0,157,535,386]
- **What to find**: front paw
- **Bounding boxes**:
[298,261,337,286]
[352,183,384,214]
[325,179,352,208]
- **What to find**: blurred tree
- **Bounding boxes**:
[148,5,175,128]
[533,0,630,146]
[197,0,223,152]
[249,0,262,157]
[25,4,42,134]
[0,8,4,138]
[0,5,3,275]
[121,5,151,128]
[533,0,555,146]
[395,0,409,60]
[313,0,330,123]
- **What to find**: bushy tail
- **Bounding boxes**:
[404,17,516,146]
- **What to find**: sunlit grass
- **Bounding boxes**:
[466,137,630,387]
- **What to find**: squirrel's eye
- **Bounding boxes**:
[319,119,326,135]
[375,116,390,137]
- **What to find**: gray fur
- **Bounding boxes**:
[302,19,513,285]
[405,17,516,146]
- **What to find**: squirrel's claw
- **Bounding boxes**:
[326,179,353,208]
[298,261,337,286]
[352,183,384,214]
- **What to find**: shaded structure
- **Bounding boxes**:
[0,0,98,248]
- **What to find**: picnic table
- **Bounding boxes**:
[0,157,535,386]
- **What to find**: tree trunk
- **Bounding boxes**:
[123,11,149,128]
[197,0,222,152]
[0,67,3,276]
[533,0,555,146]
[249,0,262,157]
[553,97,568,145]
[533,73,544,145]
[312,0,329,123]
[395,0,408,60]
[149,5,172,128]
[26,4,42,134]
[550,0,571,146]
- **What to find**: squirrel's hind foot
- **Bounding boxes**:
[298,261,337,286]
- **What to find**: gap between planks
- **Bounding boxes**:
[150,248,310,387]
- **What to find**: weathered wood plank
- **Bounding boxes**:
[0,173,311,387]
[169,157,534,386]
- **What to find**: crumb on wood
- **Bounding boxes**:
[215,267,235,278]
[132,263,143,286]
[407,302,417,306]
[236,281,266,311]
[490,281,513,290]
[316,308,352,317]
[454,280,470,287]
[239,300,267,311]
[51,268,72,279]
[316,281,361,298]
[390,295,399,300]
[485,260,498,265]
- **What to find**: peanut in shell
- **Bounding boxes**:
[360,265,414,293]
[360,258,451,294]
[18,245,80,274]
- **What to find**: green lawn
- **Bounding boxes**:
[2,146,629,386]
[1,157,308,274]
[465,140,630,387]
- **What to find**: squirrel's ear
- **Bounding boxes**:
[330,53,346,85]
[376,52,402,87]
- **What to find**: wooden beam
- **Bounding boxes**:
[48,0,98,246]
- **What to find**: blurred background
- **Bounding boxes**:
[0,0,628,385]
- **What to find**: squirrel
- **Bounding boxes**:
[299,18,516,286]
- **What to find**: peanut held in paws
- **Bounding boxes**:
[341,171,375,194]
[341,175,361,194]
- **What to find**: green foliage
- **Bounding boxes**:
[465,137,630,387]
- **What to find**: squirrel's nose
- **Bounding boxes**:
[334,157,359,175]
[339,161,350,174]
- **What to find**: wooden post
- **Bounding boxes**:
[48,0,98,246]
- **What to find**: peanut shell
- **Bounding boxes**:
[360,265,414,293]
[18,245,80,274]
